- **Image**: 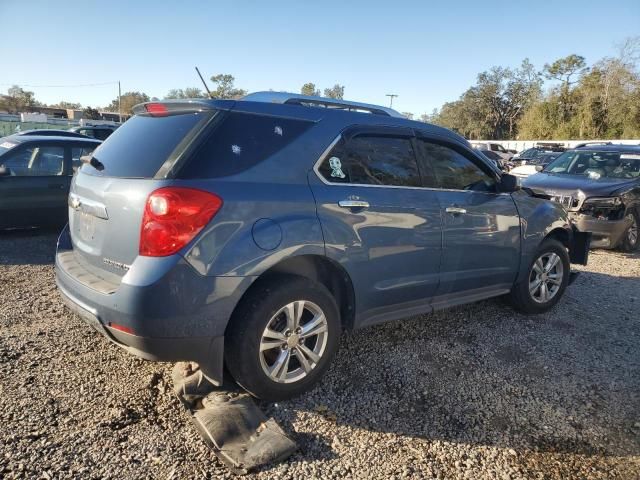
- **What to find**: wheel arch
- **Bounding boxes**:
[545,227,570,249]
[225,254,356,335]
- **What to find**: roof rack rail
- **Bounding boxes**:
[241,91,404,118]
[574,141,613,148]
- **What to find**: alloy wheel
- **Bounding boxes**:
[259,300,329,384]
[529,252,564,304]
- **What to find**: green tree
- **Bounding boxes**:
[431,61,541,139]
[0,85,38,113]
[301,83,320,96]
[50,101,82,109]
[209,74,247,99]
[83,106,101,120]
[543,54,588,88]
[323,84,345,99]
[164,87,207,99]
[104,91,150,114]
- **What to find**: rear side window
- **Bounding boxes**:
[81,113,209,178]
[178,112,312,179]
[317,135,420,187]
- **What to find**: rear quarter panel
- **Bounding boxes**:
[181,179,325,277]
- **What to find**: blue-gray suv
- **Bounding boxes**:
[55,92,590,401]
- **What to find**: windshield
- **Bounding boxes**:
[529,153,560,166]
[520,148,547,159]
[543,150,640,179]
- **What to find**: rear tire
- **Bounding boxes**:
[509,239,570,314]
[619,209,639,253]
[225,275,340,401]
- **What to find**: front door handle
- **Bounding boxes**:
[338,200,370,209]
[445,206,467,215]
[48,183,65,190]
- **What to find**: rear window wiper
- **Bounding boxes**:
[80,154,104,172]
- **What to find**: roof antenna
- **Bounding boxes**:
[195,66,213,98]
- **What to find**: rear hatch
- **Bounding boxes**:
[66,102,219,284]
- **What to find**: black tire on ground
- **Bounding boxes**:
[509,238,570,314]
[618,209,639,253]
[225,274,341,401]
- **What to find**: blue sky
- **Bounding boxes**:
[1,0,638,115]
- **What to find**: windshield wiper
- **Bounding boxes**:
[80,154,104,171]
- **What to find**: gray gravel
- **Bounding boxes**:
[1,230,639,479]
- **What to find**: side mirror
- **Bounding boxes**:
[0,165,11,177]
[535,165,544,172]
[498,173,520,193]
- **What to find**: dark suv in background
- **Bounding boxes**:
[55,92,589,401]
[524,144,640,251]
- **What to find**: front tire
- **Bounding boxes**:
[509,238,570,314]
[619,210,639,252]
[225,275,340,401]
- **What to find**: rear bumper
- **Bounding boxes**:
[54,225,256,385]
[57,281,224,382]
[569,213,631,249]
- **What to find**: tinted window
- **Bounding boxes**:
[318,135,420,187]
[419,140,495,191]
[81,112,208,178]
[0,145,64,176]
[178,112,312,179]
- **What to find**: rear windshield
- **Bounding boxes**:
[80,112,209,178]
[177,111,313,179]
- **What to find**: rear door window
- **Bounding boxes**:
[81,113,210,178]
[177,112,312,179]
[317,135,421,187]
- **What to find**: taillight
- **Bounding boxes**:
[145,103,168,116]
[140,187,222,257]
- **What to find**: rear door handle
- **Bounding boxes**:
[48,183,65,190]
[338,200,369,209]
[445,206,467,215]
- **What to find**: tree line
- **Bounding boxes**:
[426,37,640,140]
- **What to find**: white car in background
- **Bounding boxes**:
[510,152,563,178]
[470,142,514,162]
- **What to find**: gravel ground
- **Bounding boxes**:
[0,230,639,479]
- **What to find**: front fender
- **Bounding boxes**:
[511,190,577,284]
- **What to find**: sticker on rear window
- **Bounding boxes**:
[0,141,17,149]
[329,157,346,179]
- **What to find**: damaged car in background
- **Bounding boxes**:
[523,144,640,251]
